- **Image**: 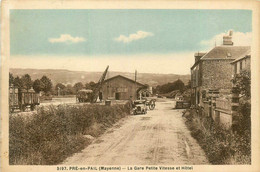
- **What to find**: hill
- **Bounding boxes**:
[9,68,190,87]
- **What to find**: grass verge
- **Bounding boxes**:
[183,108,251,164]
[9,103,130,165]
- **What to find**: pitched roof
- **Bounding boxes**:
[231,49,251,64]
[104,75,145,87]
[200,46,250,60]
[191,46,251,70]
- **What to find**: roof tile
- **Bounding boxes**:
[201,46,250,60]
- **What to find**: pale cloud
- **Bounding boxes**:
[10,53,194,75]
[200,31,252,48]
[114,31,154,43]
[49,34,86,43]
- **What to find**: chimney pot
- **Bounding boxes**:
[223,31,233,46]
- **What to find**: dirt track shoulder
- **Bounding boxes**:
[62,100,209,165]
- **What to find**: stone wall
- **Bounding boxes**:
[219,112,232,129]
[216,97,232,111]
[214,91,232,128]
[201,59,234,90]
[232,57,251,75]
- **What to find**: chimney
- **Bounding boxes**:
[195,52,206,63]
[223,31,233,46]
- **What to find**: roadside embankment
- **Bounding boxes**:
[182,108,250,164]
[9,102,130,165]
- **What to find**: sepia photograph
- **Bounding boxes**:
[1,1,260,172]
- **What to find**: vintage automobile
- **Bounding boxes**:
[76,89,93,102]
[133,100,147,115]
[9,86,40,112]
[146,99,156,110]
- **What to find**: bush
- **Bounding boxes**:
[184,108,251,164]
[9,103,130,165]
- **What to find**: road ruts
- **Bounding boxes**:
[62,99,209,165]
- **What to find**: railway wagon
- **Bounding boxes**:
[9,86,40,112]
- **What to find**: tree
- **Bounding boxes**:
[85,81,97,90]
[33,79,44,93]
[55,83,66,90]
[232,70,251,98]
[13,76,22,89]
[21,74,33,90]
[232,70,251,136]
[65,84,75,95]
[73,82,84,92]
[9,73,14,86]
[40,75,53,94]
[55,83,66,95]
[186,80,191,89]
[173,79,185,92]
[155,79,185,94]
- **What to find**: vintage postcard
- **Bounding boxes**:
[1,0,260,172]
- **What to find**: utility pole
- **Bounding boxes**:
[135,70,137,100]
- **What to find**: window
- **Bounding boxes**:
[240,61,243,71]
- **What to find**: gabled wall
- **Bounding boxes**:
[101,77,144,100]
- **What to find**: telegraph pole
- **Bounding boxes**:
[135,70,137,100]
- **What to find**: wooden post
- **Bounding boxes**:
[135,70,137,100]
[231,91,239,127]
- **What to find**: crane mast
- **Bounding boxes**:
[91,65,109,103]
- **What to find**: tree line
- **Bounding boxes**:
[9,73,97,96]
[153,79,190,94]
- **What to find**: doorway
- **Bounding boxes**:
[99,92,103,101]
[115,93,120,100]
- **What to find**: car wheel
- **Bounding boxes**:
[149,104,155,110]
[30,105,35,111]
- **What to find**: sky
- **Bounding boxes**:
[10,9,252,74]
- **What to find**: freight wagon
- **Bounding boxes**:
[9,86,40,112]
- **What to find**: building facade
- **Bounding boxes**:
[191,36,250,107]
[191,32,251,128]
[231,53,251,75]
[100,75,145,100]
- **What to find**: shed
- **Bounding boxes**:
[100,75,146,100]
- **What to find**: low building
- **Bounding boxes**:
[100,75,146,100]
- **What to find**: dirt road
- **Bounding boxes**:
[62,99,209,165]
